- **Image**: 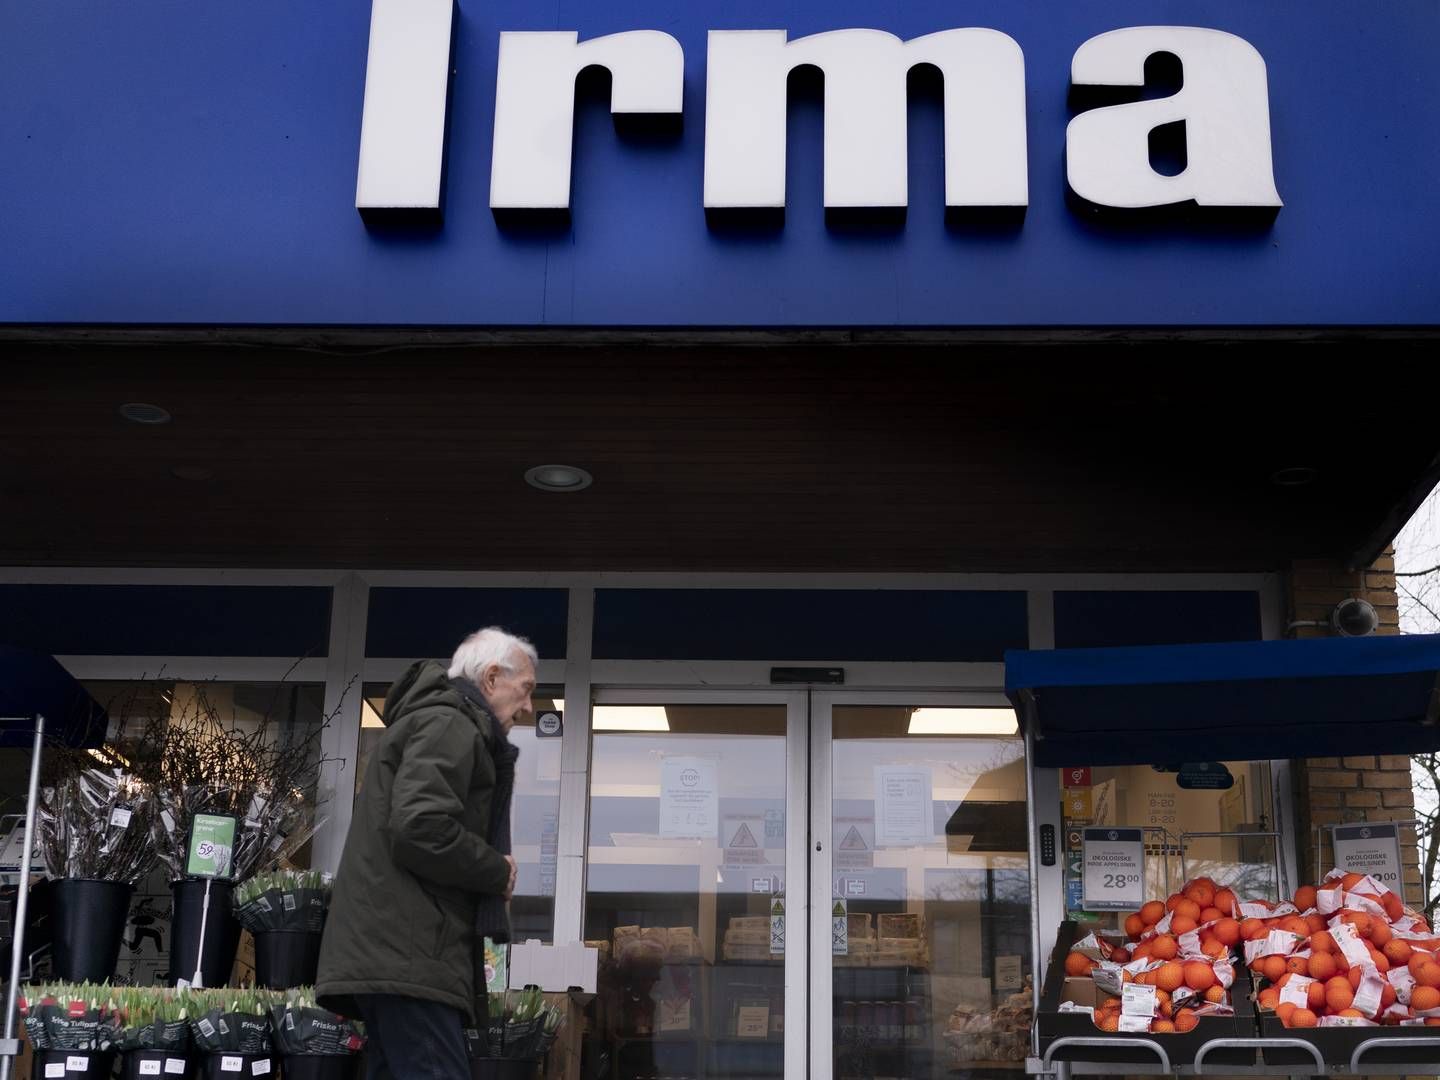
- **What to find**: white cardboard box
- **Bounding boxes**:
[508,940,599,994]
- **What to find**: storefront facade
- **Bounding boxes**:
[4,0,1440,1077]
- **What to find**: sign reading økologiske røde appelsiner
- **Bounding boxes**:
[1081,827,1145,911]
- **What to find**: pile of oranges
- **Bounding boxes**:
[1242,872,1440,1029]
[1065,876,1242,1035]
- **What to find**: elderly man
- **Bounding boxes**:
[317,627,535,1080]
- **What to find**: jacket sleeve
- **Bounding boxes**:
[387,708,512,895]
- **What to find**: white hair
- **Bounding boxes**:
[447,627,538,683]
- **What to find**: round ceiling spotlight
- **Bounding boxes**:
[524,464,593,492]
[119,402,172,425]
[1269,466,1318,487]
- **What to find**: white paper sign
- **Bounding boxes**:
[1333,824,1403,890]
[165,1063,186,1077]
[659,757,717,839]
[1122,982,1158,1017]
[873,766,933,847]
[1081,827,1145,911]
[1119,1014,1152,1032]
[996,954,1023,991]
[45,1066,64,1079]
[251,1061,271,1076]
[66,1059,88,1074]
[139,1063,161,1077]
[221,1057,242,1074]
[1330,922,1373,969]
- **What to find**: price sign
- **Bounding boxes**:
[186,813,238,880]
[1082,827,1145,911]
[1333,823,1403,889]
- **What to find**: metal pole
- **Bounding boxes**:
[1,713,44,1079]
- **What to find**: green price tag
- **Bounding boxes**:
[186,813,238,879]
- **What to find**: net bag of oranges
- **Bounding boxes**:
[1241,869,1440,1028]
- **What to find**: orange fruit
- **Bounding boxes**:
[1166,893,1186,913]
[1205,984,1227,1004]
[1187,880,1217,908]
[1342,872,1367,892]
[1385,940,1413,967]
[1258,987,1280,1011]
[1240,918,1267,941]
[1276,1002,1297,1025]
[1281,916,1311,937]
[1289,1008,1318,1028]
[1345,913,1375,940]
[1262,956,1289,983]
[1286,955,1310,977]
[1213,888,1238,916]
[1338,1008,1366,1019]
[1418,963,1440,990]
[1408,952,1431,976]
[1311,931,1337,954]
[1370,950,1391,973]
[1348,966,1363,991]
[1381,983,1398,1011]
[1184,961,1216,991]
[1096,1012,1120,1032]
[1308,951,1338,982]
[1213,918,1241,947]
[1200,906,1224,924]
[1151,935,1179,961]
[1066,952,1095,977]
[1125,913,1146,939]
[1111,947,1131,963]
[1326,977,1355,1013]
[1174,898,1202,923]
[1151,1019,1176,1033]
[1428,1018,1440,1028]
[1141,901,1166,926]
[1171,915,1198,936]
[1174,1008,1199,1033]
[1382,892,1406,921]
[1371,922,1393,948]
[1156,961,1185,993]
[1305,913,1328,934]
[1307,982,1327,1011]
[1202,937,1227,960]
[1294,885,1318,911]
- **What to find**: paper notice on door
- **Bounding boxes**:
[659,757,717,839]
[874,766,933,847]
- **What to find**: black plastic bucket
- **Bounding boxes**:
[200,1052,274,1079]
[281,1055,359,1080]
[252,929,323,990]
[32,1049,116,1077]
[51,877,134,982]
[471,1059,540,1080]
[169,878,241,987]
[122,1049,194,1079]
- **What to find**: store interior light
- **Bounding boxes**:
[362,700,384,728]
[593,705,669,732]
[908,707,1019,736]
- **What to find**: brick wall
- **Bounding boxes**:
[1287,551,1423,905]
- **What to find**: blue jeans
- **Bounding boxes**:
[353,994,470,1080]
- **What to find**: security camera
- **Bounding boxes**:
[1331,597,1379,638]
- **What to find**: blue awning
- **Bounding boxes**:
[0,644,108,748]
[1005,635,1440,768]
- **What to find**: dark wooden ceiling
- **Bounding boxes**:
[2,337,1436,572]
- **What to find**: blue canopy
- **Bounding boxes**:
[0,644,108,748]
[1005,634,1440,768]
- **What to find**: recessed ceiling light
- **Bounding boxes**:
[593,706,669,732]
[119,402,172,425]
[525,464,593,492]
[1270,466,1319,487]
[170,465,213,481]
[908,707,1019,736]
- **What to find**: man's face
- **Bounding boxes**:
[480,652,536,734]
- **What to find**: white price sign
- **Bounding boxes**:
[1082,827,1145,911]
[1333,823,1403,889]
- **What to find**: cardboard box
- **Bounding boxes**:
[877,912,921,941]
[540,990,593,1080]
[509,940,599,994]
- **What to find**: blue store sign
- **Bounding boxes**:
[1,1,1436,326]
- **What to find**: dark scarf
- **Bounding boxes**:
[451,677,520,945]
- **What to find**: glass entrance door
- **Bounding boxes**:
[581,690,1030,1080]
[810,693,1033,1080]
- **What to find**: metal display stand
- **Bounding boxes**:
[1027,1034,1440,1078]
[0,714,46,1080]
